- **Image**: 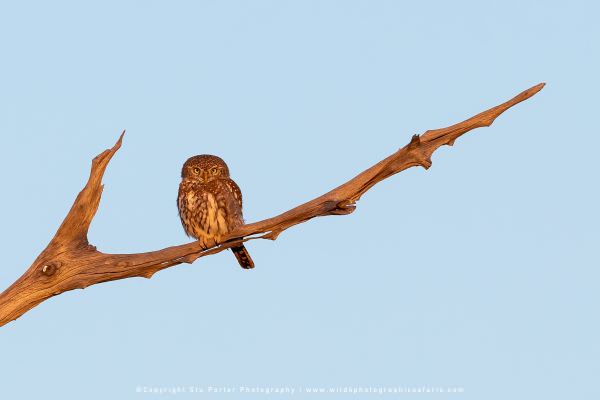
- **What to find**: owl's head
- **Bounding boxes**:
[181,154,230,183]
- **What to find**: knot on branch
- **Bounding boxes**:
[407,134,432,170]
[332,200,356,215]
[40,262,60,277]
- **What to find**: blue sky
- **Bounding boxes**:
[1,1,598,399]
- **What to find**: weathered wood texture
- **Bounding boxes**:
[0,83,545,326]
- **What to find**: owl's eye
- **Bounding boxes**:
[211,167,219,175]
[192,167,200,175]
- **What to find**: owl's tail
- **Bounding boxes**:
[231,245,254,269]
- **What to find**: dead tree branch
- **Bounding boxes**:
[0,83,545,326]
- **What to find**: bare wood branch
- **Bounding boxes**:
[0,83,545,327]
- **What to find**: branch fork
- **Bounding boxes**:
[0,83,545,326]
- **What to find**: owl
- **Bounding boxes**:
[177,155,254,269]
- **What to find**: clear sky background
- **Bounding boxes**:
[1,1,598,399]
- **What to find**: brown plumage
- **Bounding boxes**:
[177,155,254,269]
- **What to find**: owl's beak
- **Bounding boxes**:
[200,170,210,182]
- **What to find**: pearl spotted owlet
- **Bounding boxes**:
[177,155,254,269]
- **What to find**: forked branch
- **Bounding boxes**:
[0,83,545,326]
